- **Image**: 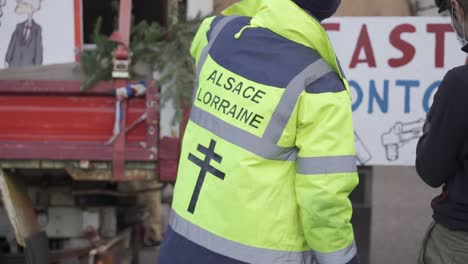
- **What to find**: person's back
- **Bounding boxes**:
[159,1,360,263]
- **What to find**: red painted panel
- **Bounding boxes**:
[158,137,180,182]
[0,141,154,161]
[0,80,163,163]
[0,96,146,142]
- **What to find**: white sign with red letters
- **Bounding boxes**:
[324,17,464,166]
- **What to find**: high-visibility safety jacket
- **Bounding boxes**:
[159,0,359,263]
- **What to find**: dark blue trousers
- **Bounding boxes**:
[158,226,247,264]
[158,226,360,264]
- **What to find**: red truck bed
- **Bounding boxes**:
[0,80,159,162]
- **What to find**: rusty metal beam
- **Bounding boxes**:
[0,170,41,246]
[65,166,156,181]
[0,160,156,170]
[49,247,93,262]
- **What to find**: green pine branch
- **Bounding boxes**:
[80,7,204,122]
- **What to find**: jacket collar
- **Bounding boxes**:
[222,0,343,78]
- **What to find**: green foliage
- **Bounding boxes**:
[80,17,117,90]
[155,14,202,122]
[80,9,204,122]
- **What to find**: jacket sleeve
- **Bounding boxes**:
[295,77,359,264]
[416,70,465,188]
[190,16,216,66]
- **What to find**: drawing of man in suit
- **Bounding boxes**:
[5,0,43,68]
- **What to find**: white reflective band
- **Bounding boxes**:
[192,16,240,105]
[169,209,313,264]
[297,156,357,175]
[314,241,357,264]
[190,106,297,161]
[264,59,332,143]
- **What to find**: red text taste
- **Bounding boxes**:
[323,23,458,68]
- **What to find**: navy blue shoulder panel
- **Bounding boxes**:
[158,226,247,264]
[209,16,321,88]
[305,71,346,94]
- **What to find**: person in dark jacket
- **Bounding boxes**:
[416,0,468,263]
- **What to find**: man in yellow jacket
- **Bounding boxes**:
[159,0,360,263]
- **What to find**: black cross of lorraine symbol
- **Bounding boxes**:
[187,139,225,214]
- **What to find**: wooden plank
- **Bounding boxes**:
[0,161,41,169]
[213,0,413,16]
[0,170,41,247]
[0,63,84,81]
[65,166,156,181]
[0,79,114,95]
[0,142,155,161]
[336,0,412,16]
[0,160,155,173]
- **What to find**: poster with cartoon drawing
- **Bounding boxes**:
[0,0,82,69]
[325,17,461,165]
